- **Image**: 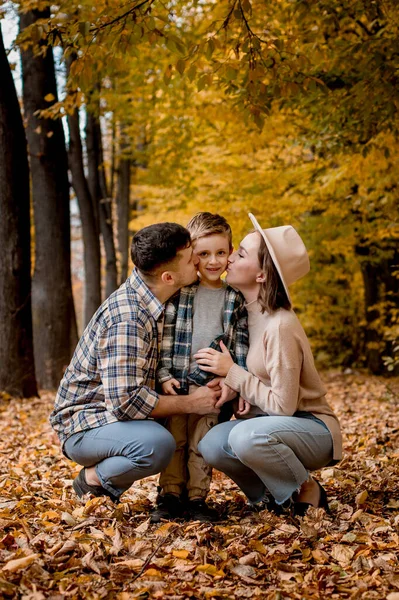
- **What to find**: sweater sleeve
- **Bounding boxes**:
[224,322,303,416]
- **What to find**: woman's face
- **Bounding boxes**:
[225,232,264,291]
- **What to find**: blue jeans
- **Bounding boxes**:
[64,421,176,499]
[198,415,333,505]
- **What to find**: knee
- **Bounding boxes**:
[198,427,226,468]
[228,426,258,463]
[124,427,176,475]
[150,428,176,473]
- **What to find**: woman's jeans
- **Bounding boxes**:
[198,415,333,505]
[64,421,176,499]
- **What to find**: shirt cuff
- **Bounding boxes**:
[225,363,246,392]
[157,368,172,384]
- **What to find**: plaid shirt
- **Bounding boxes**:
[50,268,163,449]
[157,282,248,392]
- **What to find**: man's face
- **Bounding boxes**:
[170,244,199,288]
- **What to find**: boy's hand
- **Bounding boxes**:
[194,341,234,377]
[236,397,251,416]
[161,378,180,395]
[208,377,237,407]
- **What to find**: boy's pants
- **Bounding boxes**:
[159,411,217,500]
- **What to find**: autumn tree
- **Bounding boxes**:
[0,23,38,397]
[66,55,102,327]
[19,8,77,388]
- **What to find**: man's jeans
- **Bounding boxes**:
[64,421,176,499]
[198,415,333,505]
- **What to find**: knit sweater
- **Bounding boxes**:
[225,301,342,461]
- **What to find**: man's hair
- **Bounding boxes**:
[186,212,233,250]
[257,235,291,313]
[130,223,191,276]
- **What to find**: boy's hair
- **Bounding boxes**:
[186,212,233,250]
[130,223,191,277]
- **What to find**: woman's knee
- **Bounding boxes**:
[198,426,227,467]
[228,423,263,463]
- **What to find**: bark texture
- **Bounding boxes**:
[116,128,132,283]
[20,10,77,389]
[86,109,118,298]
[66,57,101,327]
[0,25,38,397]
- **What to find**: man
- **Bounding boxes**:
[50,222,220,503]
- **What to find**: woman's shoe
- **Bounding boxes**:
[292,479,329,517]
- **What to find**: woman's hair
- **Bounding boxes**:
[257,234,292,313]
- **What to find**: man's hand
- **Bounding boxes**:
[208,377,237,408]
[194,340,234,377]
[188,385,221,415]
[161,378,180,395]
[151,385,221,419]
[236,397,251,416]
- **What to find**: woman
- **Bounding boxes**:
[195,214,342,515]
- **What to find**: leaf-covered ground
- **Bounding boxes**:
[0,373,398,600]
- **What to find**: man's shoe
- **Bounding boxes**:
[187,499,219,522]
[73,468,119,503]
[150,493,184,523]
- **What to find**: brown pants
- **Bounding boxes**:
[159,412,217,500]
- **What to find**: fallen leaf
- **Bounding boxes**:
[2,554,39,572]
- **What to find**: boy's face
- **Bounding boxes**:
[193,234,231,287]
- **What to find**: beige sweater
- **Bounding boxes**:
[225,301,342,461]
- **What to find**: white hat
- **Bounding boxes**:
[248,213,310,301]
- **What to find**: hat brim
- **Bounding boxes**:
[248,213,291,302]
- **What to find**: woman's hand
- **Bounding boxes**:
[161,378,180,395]
[194,341,234,377]
[207,377,237,407]
[236,397,251,416]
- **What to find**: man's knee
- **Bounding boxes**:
[122,425,176,475]
[152,428,176,472]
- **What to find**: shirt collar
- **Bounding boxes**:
[127,268,164,320]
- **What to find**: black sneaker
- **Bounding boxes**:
[187,499,219,522]
[73,468,120,503]
[150,493,184,523]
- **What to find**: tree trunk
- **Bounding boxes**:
[66,57,101,327]
[86,109,118,298]
[0,25,38,397]
[116,126,132,283]
[20,9,78,389]
[356,240,399,375]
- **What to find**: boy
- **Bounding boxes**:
[152,213,249,522]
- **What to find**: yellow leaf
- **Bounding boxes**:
[196,564,225,576]
[2,554,39,572]
[154,522,175,536]
[172,549,189,559]
[41,510,59,521]
[44,93,55,102]
[144,568,162,577]
[356,490,368,506]
[249,540,267,554]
